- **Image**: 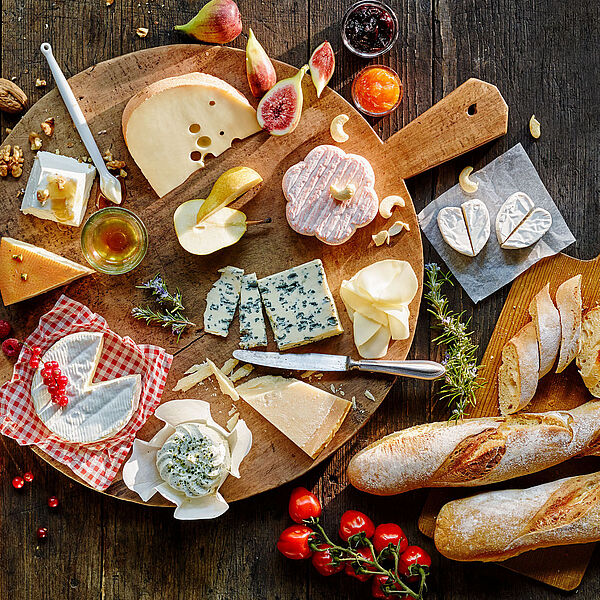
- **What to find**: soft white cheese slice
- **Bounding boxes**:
[495,191,534,245]
[501,207,552,249]
[31,332,141,443]
[461,199,490,256]
[21,151,96,227]
[437,206,474,256]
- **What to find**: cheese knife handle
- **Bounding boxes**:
[349,359,446,380]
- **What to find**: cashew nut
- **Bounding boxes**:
[529,114,541,139]
[330,182,356,202]
[388,220,410,236]
[459,166,479,194]
[379,195,406,218]
[330,114,350,143]
[372,230,390,246]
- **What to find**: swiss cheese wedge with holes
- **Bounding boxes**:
[122,73,261,197]
[0,237,94,306]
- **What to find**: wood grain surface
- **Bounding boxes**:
[1,1,599,600]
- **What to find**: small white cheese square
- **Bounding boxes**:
[258,259,343,350]
[21,151,96,227]
[239,273,267,349]
[203,266,244,337]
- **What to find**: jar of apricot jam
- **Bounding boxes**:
[352,65,403,117]
[342,1,398,58]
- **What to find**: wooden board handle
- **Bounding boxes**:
[385,78,508,180]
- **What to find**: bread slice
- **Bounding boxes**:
[528,283,560,377]
[0,237,94,306]
[498,321,539,415]
[556,274,582,372]
[576,306,600,397]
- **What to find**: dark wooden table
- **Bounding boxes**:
[1,1,599,598]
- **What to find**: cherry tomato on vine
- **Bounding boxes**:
[398,545,431,582]
[277,525,315,560]
[289,487,322,523]
[371,574,407,598]
[344,546,374,582]
[339,510,375,542]
[373,523,408,555]
[311,543,344,576]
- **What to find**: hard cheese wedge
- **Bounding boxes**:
[122,73,261,198]
[0,237,94,306]
[236,376,351,458]
[31,332,142,443]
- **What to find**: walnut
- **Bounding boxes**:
[40,117,55,137]
[103,149,113,162]
[0,78,27,114]
[119,169,128,178]
[0,145,24,178]
[136,27,149,38]
[35,78,47,88]
[29,131,43,151]
[106,159,126,171]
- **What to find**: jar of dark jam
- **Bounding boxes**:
[342,1,399,58]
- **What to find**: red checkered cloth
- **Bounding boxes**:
[0,295,173,490]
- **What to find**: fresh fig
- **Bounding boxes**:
[309,41,335,98]
[257,65,309,136]
[245,28,277,98]
[175,0,242,44]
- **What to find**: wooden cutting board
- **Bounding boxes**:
[419,251,600,591]
[0,45,507,506]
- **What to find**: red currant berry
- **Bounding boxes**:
[46,361,58,370]
[31,346,42,356]
[48,496,59,508]
[0,320,12,339]
[57,395,69,407]
[47,384,58,395]
[23,471,34,483]
[12,476,25,489]
[43,376,54,385]
[29,358,40,369]
[2,338,22,359]
[36,527,48,540]
[52,368,61,378]
[41,366,51,377]
[57,375,69,387]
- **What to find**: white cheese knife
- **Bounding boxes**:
[232,350,446,380]
[40,42,122,205]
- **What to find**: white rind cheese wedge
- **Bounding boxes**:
[437,206,474,256]
[258,259,343,350]
[461,199,490,255]
[239,273,267,349]
[122,73,261,198]
[31,332,141,443]
[203,266,244,337]
[501,207,552,249]
[236,376,351,458]
[496,192,534,245]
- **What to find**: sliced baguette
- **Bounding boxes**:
[498,321,539,415]
[434,471,600,562]
[528,283,560,378]
[576,306,600,397]
[556,274,582,372]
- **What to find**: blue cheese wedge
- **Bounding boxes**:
[203,266,244,337]
[258,259,343,350]
[239,273,267,349]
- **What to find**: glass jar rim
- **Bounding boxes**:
[351,65,403,117]
[342,0,399,58]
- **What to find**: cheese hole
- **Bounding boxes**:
[189,124,201,134]
[209,100,216,106]
[190,151,203,162]
[467,103,477,116]
[196,136,212,148]
[219,131,225,136]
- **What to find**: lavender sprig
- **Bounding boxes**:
[136,273,184,313]
[424,263,484,421]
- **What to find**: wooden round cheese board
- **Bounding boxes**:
[0,44,508,505]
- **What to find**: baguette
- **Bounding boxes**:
[347,401,600,495]
[497,321,539,415]
[556,274,582,373]
[576,306,600,397]
[528,283,560,378]
[434,471,600,562]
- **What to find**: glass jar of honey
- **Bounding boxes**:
[81,207,148,275]
[351,65,403,117]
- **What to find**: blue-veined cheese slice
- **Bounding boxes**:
[203,266,244,337]
[239,273,267,349]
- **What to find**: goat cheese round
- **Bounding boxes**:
[156,423,231,497]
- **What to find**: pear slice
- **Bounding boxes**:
[174,200,247,255]
[195,166,263,223]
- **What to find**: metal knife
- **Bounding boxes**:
[232,350,446,381]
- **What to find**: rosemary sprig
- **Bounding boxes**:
[136,273,184,312]
[424,263,484,421]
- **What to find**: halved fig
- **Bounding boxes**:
[257,65,308,136]
[245,28,277,98]
[309,41,335,98]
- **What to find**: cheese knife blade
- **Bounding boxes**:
[232,351,445,380]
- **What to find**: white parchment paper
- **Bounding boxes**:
[418,144,575,303]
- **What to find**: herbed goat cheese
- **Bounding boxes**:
[239,273,267,348]
[203,266,244,337]
[257,259,343,350]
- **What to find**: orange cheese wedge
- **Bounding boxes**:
[0,237,94,306]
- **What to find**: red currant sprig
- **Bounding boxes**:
[26,345,70,408]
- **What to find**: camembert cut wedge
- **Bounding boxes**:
[236,376,351,458]
[122,73,261,197]
[0,237,94,306]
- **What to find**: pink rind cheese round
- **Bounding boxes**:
[282,145,379,245]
